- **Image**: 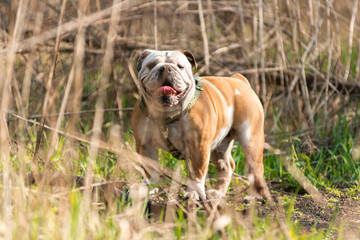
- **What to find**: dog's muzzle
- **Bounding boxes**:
[146,65,186,107]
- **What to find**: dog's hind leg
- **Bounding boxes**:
[236,120,270,199]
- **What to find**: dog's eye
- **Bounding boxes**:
[147,62,156,70]
[177,64,184,70]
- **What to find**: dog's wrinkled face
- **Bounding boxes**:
[137,50,197,107]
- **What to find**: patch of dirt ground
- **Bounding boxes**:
[147,182,360,239]
[292,192,360,238]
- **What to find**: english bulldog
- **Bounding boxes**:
[131,49,269,200]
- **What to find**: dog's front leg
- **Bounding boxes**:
[136,143,161,195]
[184,145,211,200]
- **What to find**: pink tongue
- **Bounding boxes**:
[156,86,176,96]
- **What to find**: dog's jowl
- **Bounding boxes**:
[131,49,269,200]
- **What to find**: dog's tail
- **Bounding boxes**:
[231,73,251,87]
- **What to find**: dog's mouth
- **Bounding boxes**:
[153,84,185,107]
[155,86,184,97]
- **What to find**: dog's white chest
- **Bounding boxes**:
[166,115,191,153]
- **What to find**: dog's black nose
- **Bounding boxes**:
[158,66,171,73]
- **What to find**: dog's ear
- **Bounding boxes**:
[137,49,152,72]
[178,50,197,72]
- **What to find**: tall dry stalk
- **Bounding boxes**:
[308,0,314,28]
[252,10,259,95]
[19,0,45,139]
[197,0,210,74]
[0,57,12,240]
[258,0,266,102]
[206,0,217,36]
[81,1,123,231]
[324,0,333,120]
[344,0,359,81]
[238,0,246,41]
[1,0,30,238]
[66,0,89,132]
[238,0,251,70]
[273,0,286,88]
[310,0,319,97]
[154,0,158,50]
[12,2,46,236]
[32,0,67,165]
[61,0,89,172]
[356,38,360,79]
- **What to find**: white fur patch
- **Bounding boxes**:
[186,177,206,200]
[194,178,206,198]
[235,89,241,95]
[211,105,234,151]
[236,119,251,147]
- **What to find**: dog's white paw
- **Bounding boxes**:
[243,195,264,204]
[206,189,225,200]
[183,191,201,201]
[149,187,159,195]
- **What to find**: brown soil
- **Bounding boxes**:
[147,182,360,239]
[291,192,360,237]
